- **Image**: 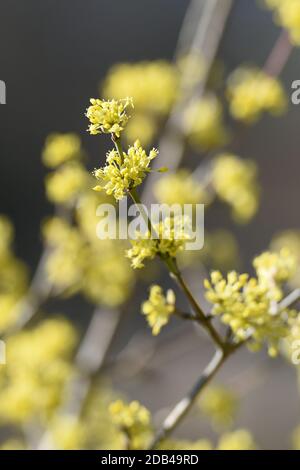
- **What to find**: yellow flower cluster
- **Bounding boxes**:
[109,400,152,450]
[159,429,256,450]
[103,61,178,115]
[227,67,286,123]
[217,429,256,450]
[42,133,83,168]
[46,162,90,205]
[142,285,176,335]
[212,154,259,223]
[253,248,296,301]
[265,0,300,44]
[86,97,133,137]
[0,216,28,333]
[43,212,133,307]
[204,250,297,355]
[271,230,300,288]
[154,169,207,206]
[127,215,192,269]
[183,94,228,151]
[199,385,238,428]
[93,140,158,200]
[0,318,77,424]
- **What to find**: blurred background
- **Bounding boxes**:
[0,0,300,450]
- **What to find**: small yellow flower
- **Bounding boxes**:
[126,215,192,269]
[199,385,238,428]
[86,97,133,137]
[212,154,259,223]
[142,285,175,335]
[227,67,286,123]
[217,429,256,450]
[42,133,83,168]
[45,162,89,205]
[93,140,158,200]
[183,94,228,151]
[265,0,300,45]
[154,169,207,206]
[109,400,152,450]
[204,251,297,355]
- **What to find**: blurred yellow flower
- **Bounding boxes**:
[199,385,238,428]
[265,0,300,44]
[183,94,228,151]
[212,154,259,223]
[217,429,256,450]
[142,285,175,335]
[42,133,83,168]
[46,162,89,205]
[154,169,207,206]
[227,67,286,123]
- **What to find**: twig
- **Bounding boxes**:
[264,29,293,77]
[149,348,227,449]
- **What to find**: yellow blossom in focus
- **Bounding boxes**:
[86,97,133,137]
[93,140,158,200]
[199,385,238,428]
[183,94,228,151]
[45,162,89,205]
[212,154,259,223]
[217,429,256,450]
[227,67,287,123]
[109,400,152,450]
[154,169,207,206]
[127,215,192,269]
[42,133,83,168]
[142,285,175,335]
[265,0,300,44]
[103,61,178,115]
[204,251,297,355]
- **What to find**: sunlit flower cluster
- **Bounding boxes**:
[212,154,259,223]
[204,250,297,355]
[42,133,83,168]
[183,94,228,151]
[0,318,77,424]
[154,169,207,206]
[142,285,176,335]
[93,140,158,200]
[227,67,286,122]
[86,97,133,137]
[126,215,192,269]
[265,0,300,44]
[109,400,152,450]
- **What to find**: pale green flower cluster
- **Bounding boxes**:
[86,97,133,137]
[142,285,175,335]
[93,140,158,200]
[204,250,297,356]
